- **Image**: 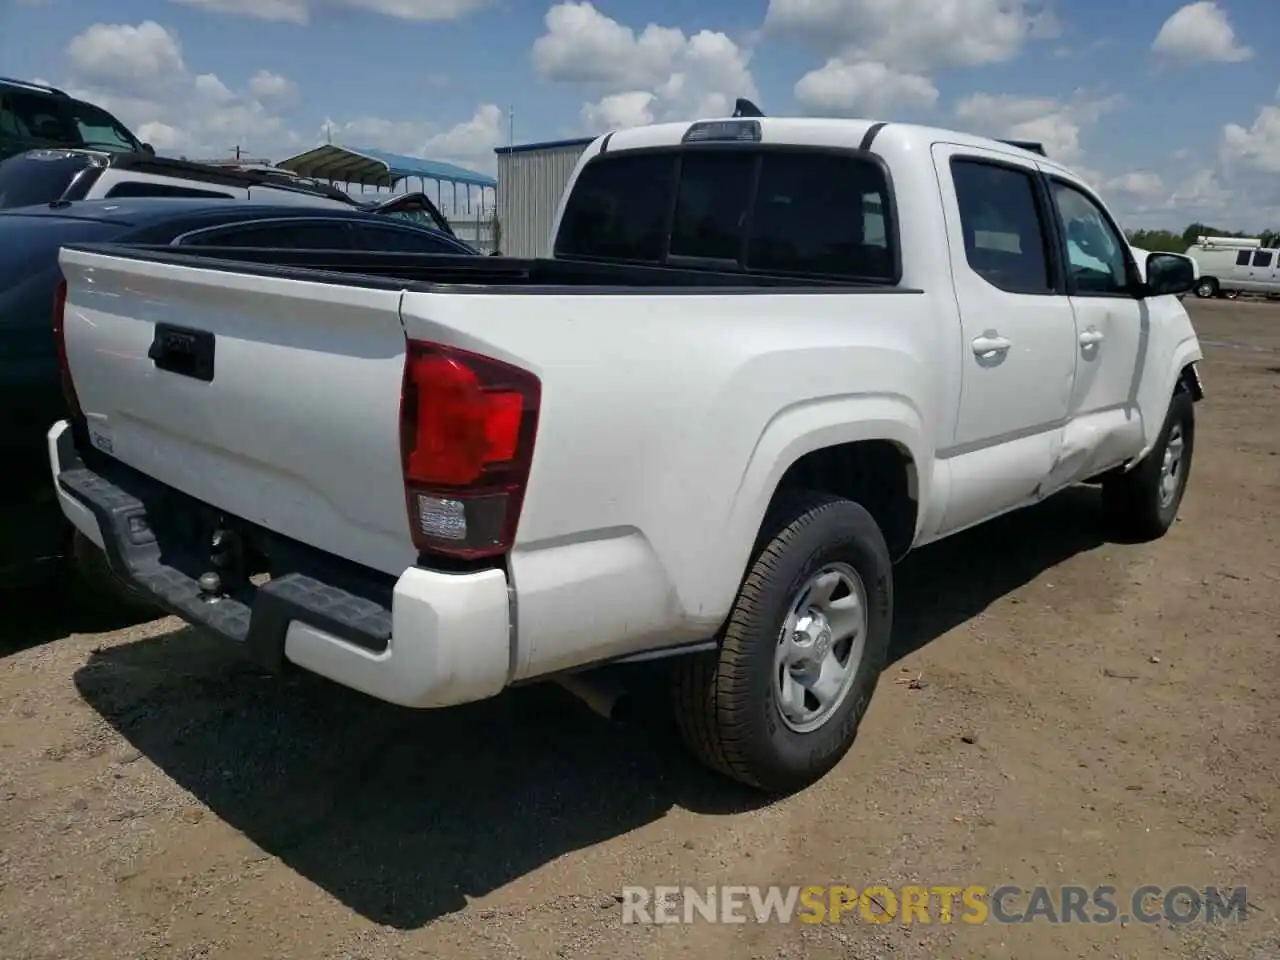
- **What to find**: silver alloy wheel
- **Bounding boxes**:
[774,562,868,734]
[1159,423,1185,508]
[1195,280,1215,298]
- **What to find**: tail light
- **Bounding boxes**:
[399,340,540,560]
[52,278,82,418]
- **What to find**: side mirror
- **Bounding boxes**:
[141,142,156,155]
[1142,252,1196,298]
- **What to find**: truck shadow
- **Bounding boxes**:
[0,580,162,658]
[73,633,760,930]
[889,485,1109,663]
[72,485,1111,930]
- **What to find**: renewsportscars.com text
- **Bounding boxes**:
[620,884,1250,925]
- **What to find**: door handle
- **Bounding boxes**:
[1079,328,1105,347]
[972,334,1011,358]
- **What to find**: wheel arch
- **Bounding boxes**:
[709,394,928,618]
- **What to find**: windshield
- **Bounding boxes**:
[0,89,141,155]
[0,151,96,208]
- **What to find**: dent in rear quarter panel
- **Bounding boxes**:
[58,249,418,576]
[400,288,943,679]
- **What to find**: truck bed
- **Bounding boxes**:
[65,243,904,292]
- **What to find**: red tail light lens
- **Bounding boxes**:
[400,340,540,559]
[52,278,82,419]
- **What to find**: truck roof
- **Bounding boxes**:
[594,116,1070,176]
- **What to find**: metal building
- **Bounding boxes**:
[495,136,593,257]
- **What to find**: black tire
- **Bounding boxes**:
[1194,278,1218,299]
[670,492,893,793]
[70,530,157,615]
[1102,390,1195,541]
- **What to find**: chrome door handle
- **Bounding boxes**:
[972,334,1011,358]
[1079,328,1105,346]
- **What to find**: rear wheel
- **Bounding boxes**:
[671,492,892,793]
[1102,390,1195,541]
[1194,278,1218,299]
[71,530,157,615]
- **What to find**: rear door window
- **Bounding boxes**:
[950,159,1053,295]
[554,147,896,282]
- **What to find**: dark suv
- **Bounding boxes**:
[0,76,146,161]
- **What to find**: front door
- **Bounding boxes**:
[1042,174,1146,483]
[930,143,1079,535]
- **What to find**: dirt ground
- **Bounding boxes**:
[2,300,1278,960]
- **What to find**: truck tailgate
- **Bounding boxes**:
[58,247,415,576]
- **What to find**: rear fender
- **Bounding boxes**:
[700,393,927,617]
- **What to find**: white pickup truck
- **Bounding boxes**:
[48,115,1204,793]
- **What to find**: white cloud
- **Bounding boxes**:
[248,69,300,107]
[58,18,498,174]
[322,104,504,173]
[531,2,757,132]
[1151,2,1251,64]
[1111,106,1280,226]
[764,0,1059,73]
[1167,169,1234,214]
[954,91,1118,168]
[67,20,186,89]
[343,0,489,21]
[1221,105,1280,175]
[168,0,487,23]
[1103,171,1165,202]
[581,92,657,132]
[794,59,937,116]
[61,21,300,159]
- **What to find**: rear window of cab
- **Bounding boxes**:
[554,148,897,284]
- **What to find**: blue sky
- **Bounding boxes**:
[2,0,1278,227]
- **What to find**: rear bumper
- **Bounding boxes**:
[47,419,512,708]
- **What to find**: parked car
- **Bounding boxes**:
[0,148,365,210]
[0,76,147,161]
[49,117,1202,792]
[1185,235,1278,300]
[1,197,477,602]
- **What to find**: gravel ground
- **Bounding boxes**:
[2,299,1278,960]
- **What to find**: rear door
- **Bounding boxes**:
[58,246,414,575]
[930,143,1078,534]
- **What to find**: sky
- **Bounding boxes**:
[2,0,1278,229]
